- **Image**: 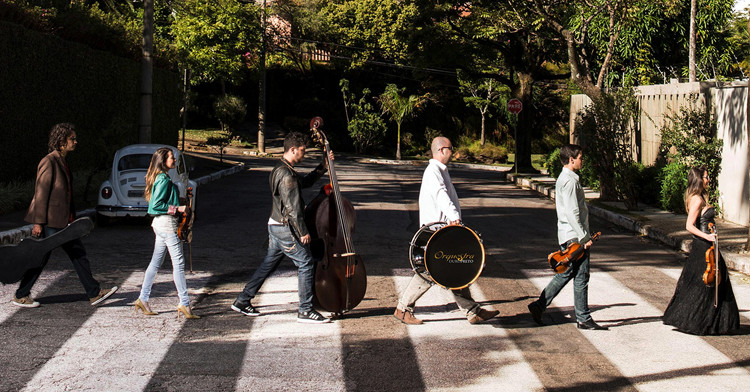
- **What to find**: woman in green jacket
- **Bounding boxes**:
[135,147,199,319]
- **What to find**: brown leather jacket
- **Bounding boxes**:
[269,158,325,237]
[25,150,75,229]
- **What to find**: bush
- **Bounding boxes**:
[544,148,563,178]
[455,137,508,164]
[214,94,247,133]
[660,161,688,213]
[659,105,722,209]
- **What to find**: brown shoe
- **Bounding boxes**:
[90,286,118,306]
[468,308,499,324]
[393,308,423,325]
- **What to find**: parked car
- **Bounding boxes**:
[96,144,197,221]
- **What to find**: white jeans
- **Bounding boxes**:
[139,215,190,307]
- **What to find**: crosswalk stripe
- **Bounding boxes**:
[524,268,750,391]
[393,275,545,391]
[235,275,346,391]
[0,271,66,324]
[21,270,212,392]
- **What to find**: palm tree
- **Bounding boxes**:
[378,84,428,160]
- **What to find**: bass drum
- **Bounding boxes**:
[409,222,485,289]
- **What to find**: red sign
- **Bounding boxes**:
[507,98,523,114]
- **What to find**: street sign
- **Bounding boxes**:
[507,98,523,114]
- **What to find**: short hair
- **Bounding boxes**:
[48,123,76,152]
[284,131,310,152]
[559,144,583,164]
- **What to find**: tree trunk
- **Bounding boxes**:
[396,123,402,160]
[688,0,697,82]
[514,72,535,172]
[480,113,486,146]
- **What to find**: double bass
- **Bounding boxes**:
[305,117,367,316]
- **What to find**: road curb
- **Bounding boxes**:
[0,163,246,246]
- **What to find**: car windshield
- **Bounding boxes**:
[118,154,152,171]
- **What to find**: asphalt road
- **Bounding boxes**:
[1,154,749,391]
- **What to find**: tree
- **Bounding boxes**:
[378,84,428,160]
[457,72,507,146]
[171,0,261,86]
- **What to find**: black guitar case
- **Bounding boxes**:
[0,217,94,284]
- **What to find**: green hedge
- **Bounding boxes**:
[0,21,181,183]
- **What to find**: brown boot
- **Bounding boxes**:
[394,308,423,325]
[468,308,499,324]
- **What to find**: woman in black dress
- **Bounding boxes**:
[663,166,739,335]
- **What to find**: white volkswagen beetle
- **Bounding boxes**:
[96,144,197,220]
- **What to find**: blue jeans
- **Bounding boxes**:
[139,224,190,307]
[535,241,592,323]
[237,225,315,312]
[16,225,101,299]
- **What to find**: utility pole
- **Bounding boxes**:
[139,0,154,144]
[258,0,267,153]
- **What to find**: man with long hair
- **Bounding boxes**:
[12,123,117,308]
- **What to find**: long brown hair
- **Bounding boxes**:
[144,147,172,201]
[684,166,708,213]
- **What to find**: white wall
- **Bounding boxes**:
[714,84,750,226]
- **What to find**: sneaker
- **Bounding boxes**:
[468,308,500,324]
[12,296,40,308]
[90,286,118,306]
[231,300,260,316]
[297,309,331,324]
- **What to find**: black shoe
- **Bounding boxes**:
[577,319,608,330]
[527,301,544,326]
[297,309,331,324]
[231,300,260,316]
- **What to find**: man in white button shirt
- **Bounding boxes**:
[527,144,607,330]
[394,137,499,325]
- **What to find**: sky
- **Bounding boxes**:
[736,0,750,13]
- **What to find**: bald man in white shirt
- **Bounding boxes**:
[393,137,499,325]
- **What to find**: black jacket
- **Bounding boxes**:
[269,158,325,237]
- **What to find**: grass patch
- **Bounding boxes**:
[182,128,254,148]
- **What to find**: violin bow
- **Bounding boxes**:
[714,225,719,308]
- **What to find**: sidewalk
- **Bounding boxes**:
[507,172,750,276]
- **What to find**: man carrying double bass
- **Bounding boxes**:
[231,131,332,324]
[527,144,608,330]
[393,137,499,325]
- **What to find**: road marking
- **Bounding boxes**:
[0,271,66,324]
[21,271,212,392]
[524,269,750,391]
[235,275,346,391]
[393,275,545,391]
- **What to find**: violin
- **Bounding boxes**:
[304,117,367,315]
[177,187,194,242]
[178,187,195,272]
[548,232,601,274]
[703,222,720,306]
